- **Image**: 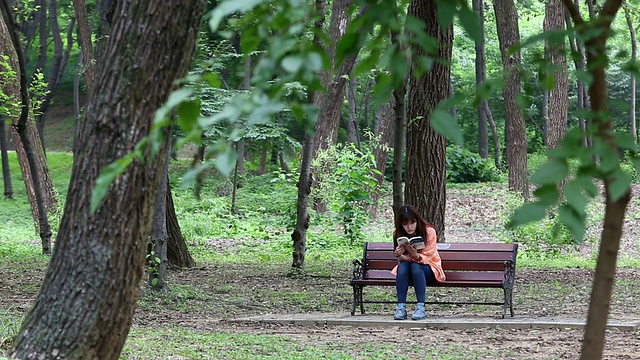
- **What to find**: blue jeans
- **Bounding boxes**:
[396,261,436,303]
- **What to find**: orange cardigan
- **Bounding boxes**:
[391,226,446,282]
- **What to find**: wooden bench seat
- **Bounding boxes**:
[350,242,518,318]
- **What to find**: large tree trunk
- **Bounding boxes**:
[473,0,489,159]
[405,0,452,240]
[544,0,568,191]
[10,0,205,358]
[563,1,628,359]
[493,0,529,200]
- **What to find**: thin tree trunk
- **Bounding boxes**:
[563,1,629,359]
[565,1,590,148]
[0,4,54,254]
[291,0,324,271]
[72,0,96,101]
[0,118,13,199]
[484,101,502,169]
[625,9,637,144]
[473,0,489,159]
[149,151,171,291]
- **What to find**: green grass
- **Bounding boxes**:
[120,324,501,360]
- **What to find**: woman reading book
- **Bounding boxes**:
[391,205,445,320]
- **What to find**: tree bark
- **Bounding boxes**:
[563,1,628,359]
[493,0,529,200]
[544,0,568,152]
[10,0,205,357]
[149,151,171,291]
[565,1,590,148]
[625,9,637,144]
[72,0,97,102]
[0,3,55,253]
[312,0,358,153]
[473,0,489,159]
[291,0,325,271]
[405,0,452,240]
[1,118,13,199]
[166,183,196,268]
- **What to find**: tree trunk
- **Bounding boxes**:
[392,74,407,213]
[565,1,590,148]
[563,1,628,359]
[35,1,75,153]
[625,9,637,144]
[166,183,196,268]
[312,0,358,153]
[291,0,325,271]
[544,0,568,153]
[544,0,569,195]
[0,5,56,252]
[370,98,394,218]
[72,0,96,101]
[405,0,452,240]
[473,0,489,159]
[1,119,13,199]
[493,0,529,200]
[149,151,171,291]
[10,0,205,357]
[346,75,360,147]
[484,101,502,169]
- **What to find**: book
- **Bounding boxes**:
[396,236,425,250]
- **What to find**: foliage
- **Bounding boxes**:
[0,55,21,120]
[312,142,381,243]
[446,146,501,183]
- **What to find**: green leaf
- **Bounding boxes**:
[532,184,560,206]
[336,32,360,67]
[207,0,263,32]
[563,180,588,213]
[530,159,568,185]
[215,144,237,177]
[281,55,304,74]
[456,5,481,43]
[155,87,194,124]
[436,0,457,29]
[608,170,631,202]
[508,202,547,228]
[91,154,134,213]
[430,109,463,146]
[558,204,585,242]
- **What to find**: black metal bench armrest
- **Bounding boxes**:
[352,259,364,280]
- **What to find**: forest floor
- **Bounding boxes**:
[2,184,639,359]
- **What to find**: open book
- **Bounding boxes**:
[396,236,425,250]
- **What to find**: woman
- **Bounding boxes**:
[391,205,445,320]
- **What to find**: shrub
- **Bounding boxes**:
[446,146,501,183]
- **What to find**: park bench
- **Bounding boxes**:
[350,242,518,318]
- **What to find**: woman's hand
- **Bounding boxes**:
[406,246,420,261]
[394,245,405,257]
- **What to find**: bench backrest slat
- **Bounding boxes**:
[359,242,517,281]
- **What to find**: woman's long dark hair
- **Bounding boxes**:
[393,205,431,246]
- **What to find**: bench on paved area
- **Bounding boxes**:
[350,242,518,318]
